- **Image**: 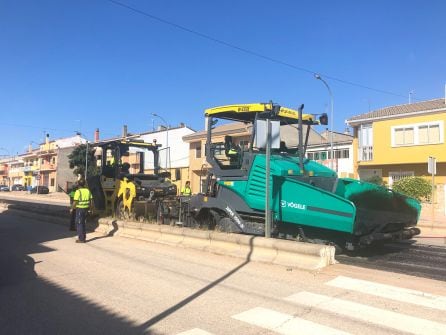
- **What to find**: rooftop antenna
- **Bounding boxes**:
[409,90,415,104]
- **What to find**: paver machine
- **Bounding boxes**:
[187,102,421,250]
[88,138,178,222]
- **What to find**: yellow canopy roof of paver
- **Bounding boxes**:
[205,103,321,125]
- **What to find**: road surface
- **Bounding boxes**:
[1,209,445,334]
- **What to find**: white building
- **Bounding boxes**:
[306,130,354,178]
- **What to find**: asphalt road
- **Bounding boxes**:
[1,209,446,335]
[337,240,446,281]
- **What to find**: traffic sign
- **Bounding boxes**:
[428,156,436,175]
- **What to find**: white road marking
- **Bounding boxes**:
[326,276,446,311]
[285,291,446,335]
[176,328,214,335]
[232,307,351,335]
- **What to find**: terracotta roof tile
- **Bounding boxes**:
[347,98,446,124]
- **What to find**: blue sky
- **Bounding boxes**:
[1,0,445,156]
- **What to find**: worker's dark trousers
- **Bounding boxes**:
[69,210,76,230]
[75,208,88,242]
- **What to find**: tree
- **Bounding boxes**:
[68,144,97,178]
[392,176,432,202]
[364,175,386,187]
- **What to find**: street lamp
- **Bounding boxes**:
[315,74,335,170]
[151,113,170,170]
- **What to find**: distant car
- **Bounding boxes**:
[11,184,25,191]
[0,185,10,192]
[30,186,49,194]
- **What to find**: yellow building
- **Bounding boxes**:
[346,98,446,187]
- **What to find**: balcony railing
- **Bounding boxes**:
[40,163,56,171]
[358,146,373,161]
[23,166,38,172]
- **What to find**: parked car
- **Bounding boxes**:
[0,185,10,192]
[30,186,49,194]
[11,184,25,191]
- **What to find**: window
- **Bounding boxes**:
[419,124,440,144]
[195,143,202,158]
[307,152,314,160]
[50,178,55,187]
[313,152,320,160]
[320,151,327,160]
[392,121,443,147]
[52,157,56,164]
[359,124,373,147]
[342,149,349,159]
[394,127,414,145]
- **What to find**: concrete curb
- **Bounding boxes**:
[0,198,336,270]
[97,218,336,270]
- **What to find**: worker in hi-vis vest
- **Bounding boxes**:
[70,178,93,243]
[181,181,192,196]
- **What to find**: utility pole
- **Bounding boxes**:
[85,141,88,180]
[315,74,335,170]
[265,118,272,238]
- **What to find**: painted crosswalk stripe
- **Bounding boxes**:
[285,291,446,335]
[176,328,214,335]
[232,307,351,335]
[326,276,446,311]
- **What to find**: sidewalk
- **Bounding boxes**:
[0,191,70,205]
[417,204,446,239]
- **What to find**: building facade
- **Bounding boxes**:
[346,98,446,187]
[136,125,196,192]
[306,130,354,178]
[2,135,86,192]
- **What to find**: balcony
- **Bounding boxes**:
[40,163,56,171]
[358,146,373,161]
[23,166,38,172]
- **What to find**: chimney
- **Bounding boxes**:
[28,143,32,153]
[179,122,185,128]
[344,127,350,135]
[45,133,50,145]
[122,125,128,138]
[94,128,100,142]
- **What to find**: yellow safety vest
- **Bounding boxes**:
[181,186,192,196]
[74,188,93,209]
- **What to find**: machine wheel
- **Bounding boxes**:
[156,201,164,225]
[208,210,221,230]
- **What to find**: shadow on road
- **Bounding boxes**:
[0,207,157,335]
[138,236,255,331]
[86,220,119,243]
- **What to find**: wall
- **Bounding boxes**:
[56,147,79,193]
[138,127,195,171]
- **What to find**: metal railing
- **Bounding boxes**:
[358,146,373,161]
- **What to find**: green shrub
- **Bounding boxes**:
[363,175,385,186]
[392,176,432,201]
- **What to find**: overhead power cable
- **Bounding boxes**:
[106,0,420,101]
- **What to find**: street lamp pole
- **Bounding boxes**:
[315,74,335,170]
[151,113,169,170]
